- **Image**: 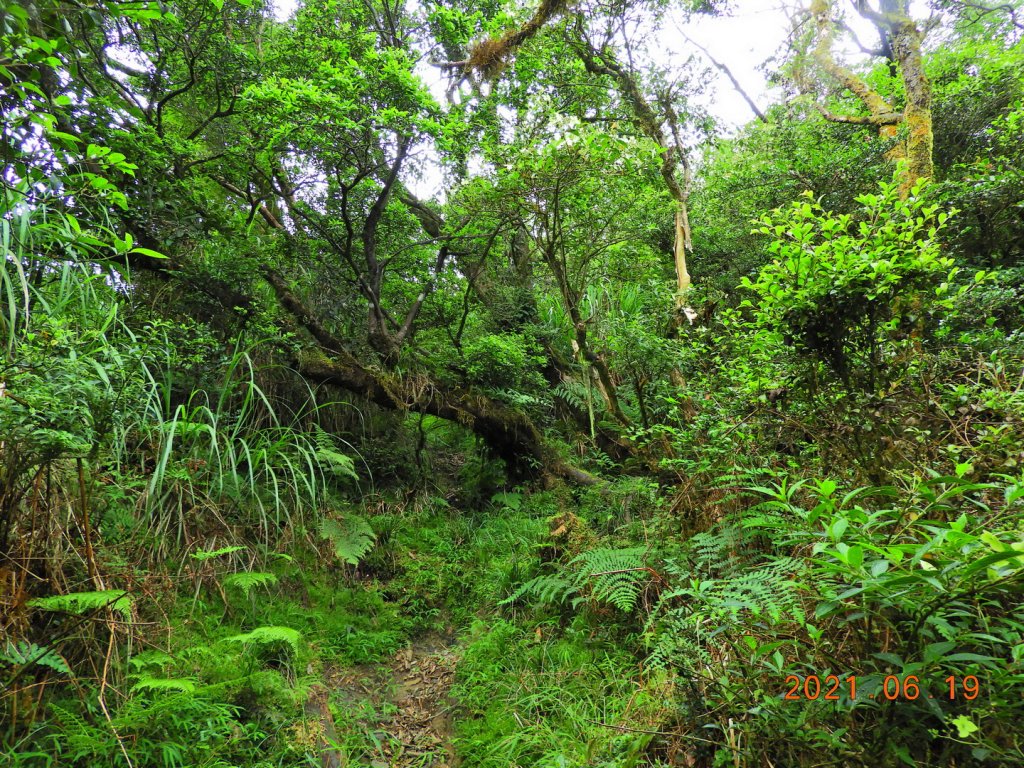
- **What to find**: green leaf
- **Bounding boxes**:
[828,517,848,542]
[131,676,197,693]
[871,652,903,667]
[943,653,998,665]
[963,549,1024,576]
[129,246,169,259]
[192,545,245,561]
[951,715,979,739]
[1,641,71,674]
[319,516,375,565]
[847,545,863,568]
[922,641,956,664]
[28,590,133,621]
[223,571,278,598]
[224,626,301,656]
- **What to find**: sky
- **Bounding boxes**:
[669,0,794,127]
[267,0,928,196]
[269,0,797,128]
[267,0,937,124]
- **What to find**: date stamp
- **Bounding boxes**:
[784,674,981,701]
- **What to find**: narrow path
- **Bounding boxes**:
[321,632,459,767]
[386,634,458,766]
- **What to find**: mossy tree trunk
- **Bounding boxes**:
[808,0,934,196]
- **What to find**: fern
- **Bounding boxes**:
[647,555,807,672]
[224,625,301,657]
[129,650,174,671]
[503,547,654,613]
[553,379,591,412]
[499,573,578,607]
[319,515,375,565]
[685,524,746,574]
[1,640,71,674]
[49,702,105,754]
[28,590,133,621]
[572,547,651,613]
[705,558,803,621]
[131,674,198,694]
[191,545,245,561]
[312,425,358,480]
[222,571,278,598]
[491,491,523,511]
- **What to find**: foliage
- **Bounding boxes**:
[463,332,546,390]
[744,177,963,389]
[506,545,654,613]
[3,0,1024,766]
[319,514,376,566]
[27,591,133,622]
[451,618,663,768]
[638,472,1024,765]
[1,642,71,676]
[222,571,279,599]
[224,625,303,658]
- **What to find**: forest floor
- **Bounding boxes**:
[325,632,460,767]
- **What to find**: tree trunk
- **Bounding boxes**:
[808,0,934,196]
[261,268,599,484]
[888,13,933,193]
[295,349,596,484]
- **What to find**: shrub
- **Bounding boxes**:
[744,178,967,391]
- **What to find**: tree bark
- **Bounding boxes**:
[261,268,599,484]
[576,41,694,304]
[808,0,934,195]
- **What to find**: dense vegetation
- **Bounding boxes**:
[2,0,1023,765]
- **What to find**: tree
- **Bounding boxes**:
[456,0,715,308]
[800,0,934,195]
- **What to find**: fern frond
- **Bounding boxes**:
[191,545,245,561]
[49,702,100,746]
[704,556,805,622]
[312,425,358,480]
[222,571,278,598]
[572,547,651,613]
[224,625,301,656]
[28,590,133,621]
[500,573,577,607]
[131,675,198,694]
[553,379,591,411]
[491,491,523,511]
[319,515,375,565]
[129,650,174,671]
[1,641,71,674]
[646,555,807,672]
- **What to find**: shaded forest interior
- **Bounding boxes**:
[2,0,1024,766]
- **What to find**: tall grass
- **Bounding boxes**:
[1,192,357,592]
[126,343,337,555]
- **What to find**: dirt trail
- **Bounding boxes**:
[322,632,459,767]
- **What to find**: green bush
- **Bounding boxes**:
[645,471,1024,766]
[744,178,967,391]
[463,332,545,389]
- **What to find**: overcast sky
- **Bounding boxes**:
[270,0,796,127]
[268,0,931,195]
[668,0,794,126]
[271,0,932,127]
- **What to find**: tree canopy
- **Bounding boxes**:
[3,0,1024,765]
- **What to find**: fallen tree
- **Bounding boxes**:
[261,268,601,484]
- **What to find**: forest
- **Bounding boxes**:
[1,0,1023,765]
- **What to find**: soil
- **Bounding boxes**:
[317,632,459,767]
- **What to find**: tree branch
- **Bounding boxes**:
[682,33,767,123]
